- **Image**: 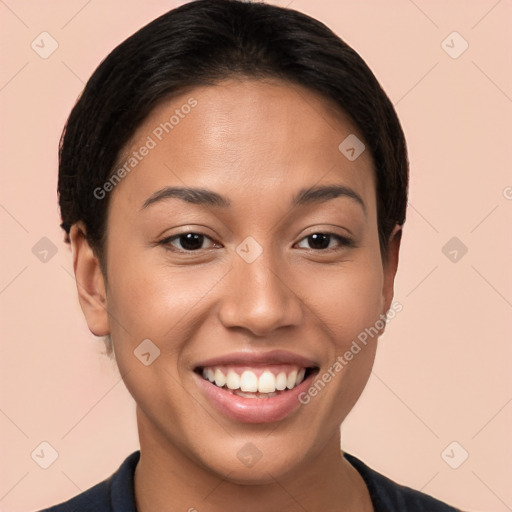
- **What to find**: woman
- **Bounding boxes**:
[40,0,462,510]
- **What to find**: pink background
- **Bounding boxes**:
[1,1,511,510]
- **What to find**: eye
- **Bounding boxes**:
[295,232,353,251]
[159,231,353,253]
[159,232,219,252]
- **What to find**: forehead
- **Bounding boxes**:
[111,78,376,211]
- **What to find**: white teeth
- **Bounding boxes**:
[275,372,287,390]
[240,371,258,392]
[286,370,298,390]
[203,368,215,382]
[214,368,226,387]
[226,369,240,390]
[258,371,276,393]
[201,366,311,394]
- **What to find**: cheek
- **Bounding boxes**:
[296,263,383,438]
[309,257,385,347]
[105,243,229,344]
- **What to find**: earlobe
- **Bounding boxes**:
[69,222,110,336]
[381,224,402,315]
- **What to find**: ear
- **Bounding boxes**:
[381,224,402,315]
[69,222,110,336]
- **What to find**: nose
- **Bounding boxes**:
[218,250,304,337]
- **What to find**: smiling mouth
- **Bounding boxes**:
[194,365,319,398]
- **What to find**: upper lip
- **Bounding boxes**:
[194,349,319,369]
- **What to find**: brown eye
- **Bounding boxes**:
[296,233,352,251]
[160,232,217,252]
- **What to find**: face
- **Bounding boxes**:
[72,78,400,483]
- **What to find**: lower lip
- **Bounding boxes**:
[193,371,317,424]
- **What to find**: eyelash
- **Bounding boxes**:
[158,231,354,253]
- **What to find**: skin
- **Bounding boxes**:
[70,78,401,511]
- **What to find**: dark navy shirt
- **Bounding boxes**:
[36,450,462,511]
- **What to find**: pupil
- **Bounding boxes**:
[309,233,329,249]
[181,233,203,251]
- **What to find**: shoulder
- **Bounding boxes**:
[344,453,464,512]
[33,451,140,512]
[33,478,112,512]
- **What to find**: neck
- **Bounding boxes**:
[133,407,373,512]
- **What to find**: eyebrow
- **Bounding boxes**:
[141,184,366,214]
